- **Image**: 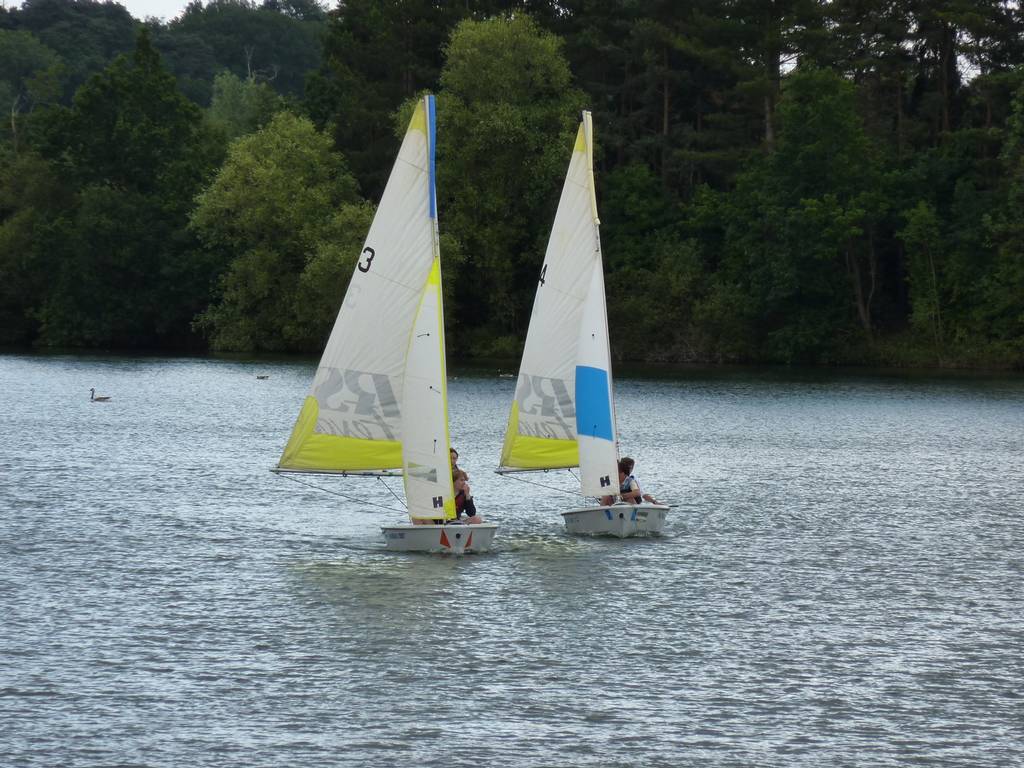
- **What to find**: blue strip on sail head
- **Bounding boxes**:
[427,95,437,220]
[575,365,613,441]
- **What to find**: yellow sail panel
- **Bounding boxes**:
[408,98,428,136]
[279,396,401,471]
[500,400,579,470]
[573,122,586,153]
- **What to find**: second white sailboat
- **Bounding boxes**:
[496,111,670,537]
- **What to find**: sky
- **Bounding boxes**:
[5,0,193,22]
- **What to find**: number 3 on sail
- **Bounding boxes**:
[357,247,375,273]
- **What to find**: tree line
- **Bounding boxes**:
[1,0,1023,368]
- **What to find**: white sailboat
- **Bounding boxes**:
[496,111,670,538]
[274,94,497,554]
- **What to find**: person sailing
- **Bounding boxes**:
[601,459,641,505]
[620,456,660,504]
[453,469,482,524]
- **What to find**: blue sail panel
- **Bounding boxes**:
[575,365,613,441]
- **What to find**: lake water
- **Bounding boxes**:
[1,354,1022,767]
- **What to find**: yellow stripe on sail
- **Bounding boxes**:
[581,112,599,224]
[409,98,428,137]
[499,400,518,467]
[573,123,586,154]
[278,396,401,472]
[500,400,579,470]
[425,254,441,287]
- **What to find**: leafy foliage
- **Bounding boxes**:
[436,14,585,349]
[191,111,364,351]
[305,0,472,199]
[0,0,1022,368]
[159,0,324,103]
[1,0,138,103]
[0,29,64,152]
[3,29,223,348]
[206,69,285,140]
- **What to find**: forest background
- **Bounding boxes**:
[2,0,1023,368]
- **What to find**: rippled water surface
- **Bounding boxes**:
[2,354,1023,767]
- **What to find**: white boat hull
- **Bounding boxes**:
[380,523,498,554]
[562,503,669,538]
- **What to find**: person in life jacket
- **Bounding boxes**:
[453,469,482,524]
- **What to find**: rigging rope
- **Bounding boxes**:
[377,476,407,510]
[277,472,407,514]
[500,470,583,497]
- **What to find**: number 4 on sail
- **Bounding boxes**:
[273,95,497,554]
[496,111,670,538]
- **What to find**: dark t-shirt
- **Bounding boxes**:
[455,490,477,519]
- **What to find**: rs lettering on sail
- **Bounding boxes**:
[313,367,400,441]
[514,373,576,441]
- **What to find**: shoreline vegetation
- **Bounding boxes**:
[4,347,1023,378]
[2,1,1023,371]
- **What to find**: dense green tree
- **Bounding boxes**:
[536,1,755,199]
[820,0,916,157]
[601,163,706,360]
[159,0,324,103]
[0,152,71,344]
[695,67,883,362]
[260,0,326,22]
[911,0,1018,137]
[1,0,138,102]
[0,0,1021,365]
[898,200,946,357]
[206,69,284,139]
[978,78,1024,361]
[0,29,63,154]
[729,0,828,148]
[305,0,472,198]
[191,111,364,351]
[436,14,586,351]
[26,29,223,347]
[41,29,215,194]
[146,22,221,105]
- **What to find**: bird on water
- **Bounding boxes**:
[89,388,111,402]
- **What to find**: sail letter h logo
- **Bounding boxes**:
[432,496,444,509]
[600,475,611,487]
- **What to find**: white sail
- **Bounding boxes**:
[278,96,438,474]
[575,253,618,496]
[499,111,619,496]
[401,258,456,520]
